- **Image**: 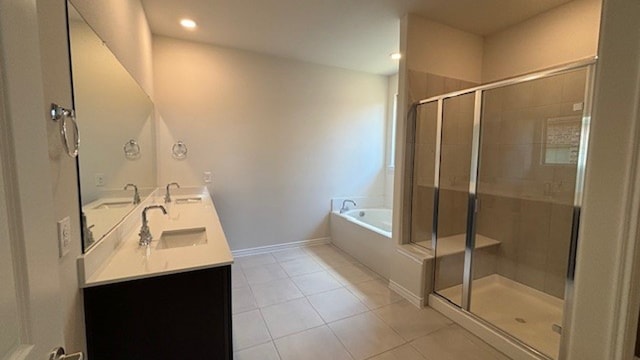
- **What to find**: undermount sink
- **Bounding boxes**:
[156,227,208,249]
[93,201,132,210]
[174,197,203,205]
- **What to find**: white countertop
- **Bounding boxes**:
[79,188,233,288]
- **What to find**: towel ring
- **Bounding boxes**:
[50,103,79,158]
[124,139,141,159]
[172,140,188,160]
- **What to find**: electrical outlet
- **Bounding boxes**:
[57,216,71,258]
[95,173,105,187]
[203,171,212,184]
[573,102,584,111]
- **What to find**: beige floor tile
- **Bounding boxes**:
[347,279,403,310]
[233,286,258,314]
[250,278,304,307]
[311,250,358,269]
[271,248,309,262]
[373,301,453,341]
[328,312,405,360]
[291,271,343,295]
[274,326,353,360]
[232,266,248,289]
[261,298,324,338]
[368,344,425,360]
[237,253,277,269]
[232,309,271,351]
[307,288,368,323]
[327,262,380,286]
[234,342,281,360]
[243,262,288,285]
[279,257,324,277]
[306,244,357,262]
[410,325,509,360]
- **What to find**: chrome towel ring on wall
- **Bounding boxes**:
[124,139,141,159]
[172,140,188,159]
[50,103,80,158]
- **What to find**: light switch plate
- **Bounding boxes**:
[57,216,71,258]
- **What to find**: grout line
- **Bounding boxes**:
[325,318,357,360]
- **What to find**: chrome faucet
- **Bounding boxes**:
[81,212,95,246]
[164,182,180,203]
[124,183,141,204]
[138,205,167,246]
[340,199,357,214]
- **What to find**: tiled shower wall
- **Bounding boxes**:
[410,68,587,299]
[475,69,586,299]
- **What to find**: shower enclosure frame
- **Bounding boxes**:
[406,57,597,359]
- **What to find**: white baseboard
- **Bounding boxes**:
[232,237,331,257]
[389,279,425,308]
[429,294,544,360]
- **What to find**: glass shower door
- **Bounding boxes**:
[433,92,477,307]
[410,101,438,250]
[471,68,589,359]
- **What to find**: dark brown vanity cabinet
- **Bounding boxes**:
[83,265,232,360]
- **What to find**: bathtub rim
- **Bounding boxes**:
[332,209,392,238]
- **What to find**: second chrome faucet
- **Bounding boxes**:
[124,183,141,204]
[164,182,180,203]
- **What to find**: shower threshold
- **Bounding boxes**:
[437,274,563,359]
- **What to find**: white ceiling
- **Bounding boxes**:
[141,0,572,75]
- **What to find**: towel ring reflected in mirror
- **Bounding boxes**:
[172,140,188,160]
[124,139,141,160]
[50,103,80,158]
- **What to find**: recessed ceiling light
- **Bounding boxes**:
[390,52,402,60]
[180,19,197,29]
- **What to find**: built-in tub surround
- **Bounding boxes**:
[330,207,393,279]
[78,186,232,287]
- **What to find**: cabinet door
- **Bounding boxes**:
[84,266,232,360]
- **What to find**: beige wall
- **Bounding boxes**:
[482,0,602,82]
[566,0,640,357]
[385,74,398,209]
[153,36,388,250]
[36,0,84,353]
[35,0,154,353]
[405,14,484,84]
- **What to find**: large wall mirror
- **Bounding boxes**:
[68,3,157,252]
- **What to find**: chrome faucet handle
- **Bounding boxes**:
[139,205,167,246]
[340,199,357,214]
[164,182,181,203]
[124,183,141,204]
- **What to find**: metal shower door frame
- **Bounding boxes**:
[411,58,597,360]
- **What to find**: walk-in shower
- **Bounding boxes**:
[405,59,595,359]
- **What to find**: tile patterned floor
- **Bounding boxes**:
[232,244,510,360]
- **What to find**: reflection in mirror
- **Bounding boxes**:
[68,3,156,251]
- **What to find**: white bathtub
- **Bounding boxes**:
[330,209,393,279]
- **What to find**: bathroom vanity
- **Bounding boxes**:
[78,187,233,360]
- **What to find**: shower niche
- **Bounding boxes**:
[406,61,595,359]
